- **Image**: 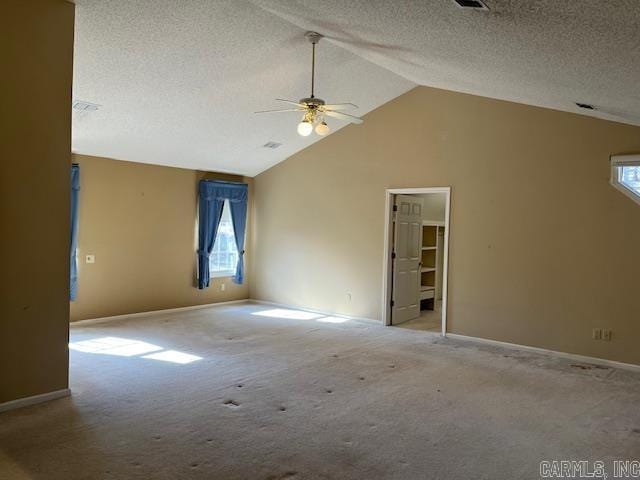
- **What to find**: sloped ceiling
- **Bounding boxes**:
[254,0,640,127]
[72,0,414,176]
[73,0,640,176]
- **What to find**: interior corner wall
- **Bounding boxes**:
[0,0,75,403]
[250,86,640,366]
[69,155,252,321]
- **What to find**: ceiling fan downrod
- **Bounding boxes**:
[305,32,322,99]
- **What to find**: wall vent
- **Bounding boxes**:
[576,103,595,110]
[453,0,489,9]
[73,100,101,112]
[263,141,282,149]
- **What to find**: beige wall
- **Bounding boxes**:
[0,1,75,403]
[70,155,252,321]
[250,86,640,365]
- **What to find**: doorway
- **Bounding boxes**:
[382,188,451,335]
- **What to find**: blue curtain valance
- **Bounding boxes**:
[200,180,248,203]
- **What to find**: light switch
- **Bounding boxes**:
[85,254,95,264]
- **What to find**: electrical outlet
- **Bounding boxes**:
[85,254,95,264]
[602,329,612,341]
[592,328,602,340]
[220,283,225,292]
[346,293,352,302]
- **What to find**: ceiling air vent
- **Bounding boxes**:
[263,141,282,149]
[576,103,595,110]
[453,0,489,9]
[73,100,101,112]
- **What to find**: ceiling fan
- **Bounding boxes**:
[255,31,363,137]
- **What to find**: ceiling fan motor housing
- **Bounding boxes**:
[300,97,325,108]
[305,31,323,44]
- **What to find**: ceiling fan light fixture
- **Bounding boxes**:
[297,120,313,136]
[255,31,362,131]
[315,121,330,136]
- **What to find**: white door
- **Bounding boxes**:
[391,195,423,324]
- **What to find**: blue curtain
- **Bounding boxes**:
[70,164,80,300]
[198,180,248,289]
[229,198,248,284]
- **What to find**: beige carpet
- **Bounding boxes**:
[1,302,640,479]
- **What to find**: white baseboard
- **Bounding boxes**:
[0,388,71,414]
[249,299,379,324]
[71,299,250,326]
[446,333,640,373]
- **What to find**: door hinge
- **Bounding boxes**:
[393,205,398,212]
[391,251,396,259]
[390,300,395,307]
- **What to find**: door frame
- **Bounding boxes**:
[382,187,451,336]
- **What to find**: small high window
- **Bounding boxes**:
[209,200,238,277]
[611,155,640,205]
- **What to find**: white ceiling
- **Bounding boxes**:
[73,0,640,176]
[72,0,413,176]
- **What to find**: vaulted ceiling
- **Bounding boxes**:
[73,0,640,176]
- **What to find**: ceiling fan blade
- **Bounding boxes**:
[324,110,364,124]
[321,103,358,110]
[275,98,306,107]
[255,108,304,114]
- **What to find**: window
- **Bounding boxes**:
[620,166,640,194]
[209,200,238,277]
[611,155,640,206]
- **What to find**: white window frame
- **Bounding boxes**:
[209,200,238,278]
[611,154,640,206]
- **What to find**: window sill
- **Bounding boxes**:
[210,270,235,278]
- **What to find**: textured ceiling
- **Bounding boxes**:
[72,0,414,176]
[74,0,640,176]
[254,0,640,127]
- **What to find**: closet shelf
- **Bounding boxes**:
[420,221,444,312]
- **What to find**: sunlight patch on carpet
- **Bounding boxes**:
[251,308,350,324]
[69,336,202,364]
[143,350,202,364]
